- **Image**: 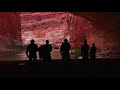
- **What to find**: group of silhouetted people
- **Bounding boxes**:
[81,40,96,64]
[26,39,96,64]
[26,39,52,63]
[38,40,52,63]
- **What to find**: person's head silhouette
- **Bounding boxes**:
[46,40,49,44]
[30,39,35,44]
[84,40,87,44]
[64,38,68,43]
[92,43,95,47]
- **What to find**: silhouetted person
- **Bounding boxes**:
[90,43,96,64]
[81,40,89,63]
[38,45,45,62]
[26,39,38,62]
[60,39,71,63]
[44,40,52,63]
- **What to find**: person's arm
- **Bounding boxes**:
[68,43,71,51]
[81,46,83,56]
[88,45,90,51]
[60,43,63,54]
[90,48,92,55]
[60,44,62,52]
[26,45,29,57]
[50,45,52,52]
[95,47,97,54]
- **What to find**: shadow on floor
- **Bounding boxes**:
[0,58,120,78]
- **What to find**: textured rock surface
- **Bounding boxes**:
[69,13,93,48]
[21,12,120,57]
[21,12,70,48]
[0,12,22,51]
[21,12,95,48]
[71,12,120,49]
[70,12,120,57]
[0,12,119,58]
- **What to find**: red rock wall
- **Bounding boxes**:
[21,12,94,49]
[71,12,120,49]
[69,13,93,48]
[21,12,120,50]
[0,12,22,50]
[21,12,70,48]
[0,12,119,57]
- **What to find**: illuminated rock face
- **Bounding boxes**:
[21,12,95,48]
[0,12,22,51]
[69,13,93,49]
[21,12,70,48]
[70,12,120,57]
[0,12,119,58]
[21,12,120,52]
[71,12,120,49]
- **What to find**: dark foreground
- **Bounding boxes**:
[0,58,120,78]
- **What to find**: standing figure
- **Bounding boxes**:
[81,40,89,63]
[44,40,52,63]
[26,39,38,62]
[90,43,96,64]
[38,45,45,62]
[60,38,71,63]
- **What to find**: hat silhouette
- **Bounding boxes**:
[30,39,35,42]
[64,38,68,42]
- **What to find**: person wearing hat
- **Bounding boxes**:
[26,39,38,61]
[60,38,71,63]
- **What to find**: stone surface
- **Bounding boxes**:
[0,12,119,58]
[21,12,120,57]
[0,12,22,51]
[69,13,93,48]
[71,12,120,49]
[21,12,70,48]
[70,12,120,57]
[21,12,95,48]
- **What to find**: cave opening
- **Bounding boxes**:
[0,12,95,61]
[20,12,94,49]
[0,12,120,61]
[18,12,120,59]
[20,12,72,49]
[19,12,95,60]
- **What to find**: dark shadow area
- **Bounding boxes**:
[0,39,116,78]
[0,58,120,78]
